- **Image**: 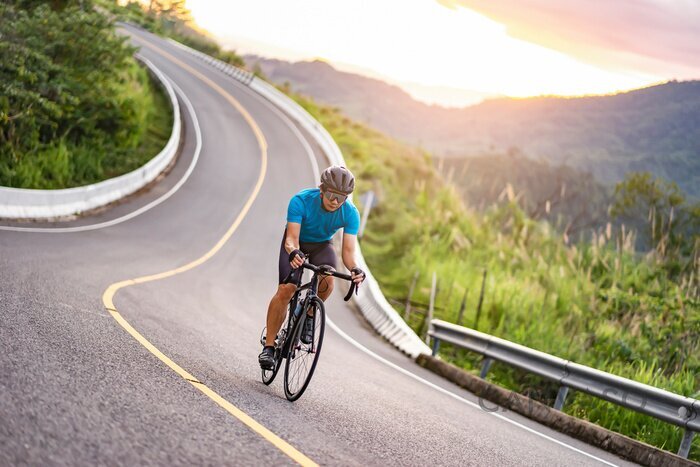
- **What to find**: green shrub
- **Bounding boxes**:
[0,1,172,188]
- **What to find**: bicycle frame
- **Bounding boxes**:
[281,262,354,354]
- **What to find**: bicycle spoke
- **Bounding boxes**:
[290,356,304,386]
[289,346,311,392]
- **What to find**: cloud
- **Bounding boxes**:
[440,0,700,78]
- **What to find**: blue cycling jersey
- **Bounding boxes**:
[286,188,360,242]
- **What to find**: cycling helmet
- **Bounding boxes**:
[320,165,355,194]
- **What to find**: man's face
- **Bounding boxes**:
[321,188,347,212]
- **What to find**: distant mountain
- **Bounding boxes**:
[432,81,700,198]
[247,56,700,197]
[245,55,464,132]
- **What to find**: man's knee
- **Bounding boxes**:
[318,276,334,296]
[276,283,296,301]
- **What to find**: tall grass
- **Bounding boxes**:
[288,91,699,459]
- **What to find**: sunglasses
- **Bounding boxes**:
[323,190,347,203]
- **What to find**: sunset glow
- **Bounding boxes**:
[186,0,671,106]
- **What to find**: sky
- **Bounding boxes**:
[185,0,700,107]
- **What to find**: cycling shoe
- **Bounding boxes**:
[258,346,275,370]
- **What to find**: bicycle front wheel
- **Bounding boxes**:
[283,297,326,401]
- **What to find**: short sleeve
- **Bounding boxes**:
[344,204,360,235]
[286,195,304,224]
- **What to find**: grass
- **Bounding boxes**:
[102,62,174,178]
[286,90,699,460]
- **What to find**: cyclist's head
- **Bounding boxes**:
[320,165,355,195]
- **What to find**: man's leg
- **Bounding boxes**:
[317,276,334,302]
[266,227,298,347]
[265,283,296,346]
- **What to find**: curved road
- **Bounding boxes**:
[0,27,636,466]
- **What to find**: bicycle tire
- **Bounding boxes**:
[283,297,326,401]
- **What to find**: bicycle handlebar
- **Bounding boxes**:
[285,262,359,301]
[299,262,352,280]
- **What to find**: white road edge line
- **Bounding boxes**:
[0,78,201,233]
[218,68,620,467]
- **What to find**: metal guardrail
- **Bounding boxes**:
[0,55,181,220]
[428,319,699,458]
[166,36,431,358]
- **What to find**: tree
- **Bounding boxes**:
[147,0,191,27]
[0,1,145,187]
[612,172,698,260]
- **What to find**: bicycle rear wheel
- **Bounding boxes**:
[283,297,326,401]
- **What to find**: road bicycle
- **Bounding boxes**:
[260,261,357,401]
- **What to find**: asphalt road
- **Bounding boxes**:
[0,26,638,466]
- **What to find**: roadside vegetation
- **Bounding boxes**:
[0,0,172,189]
[285,88,699,459]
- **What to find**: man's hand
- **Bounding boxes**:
[289,249,305,269]
[350,267,366,285]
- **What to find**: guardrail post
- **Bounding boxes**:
[431,337,440,356]
[474,269,487,331]
[404,271,419,321]
[456,288,468,326]
[358,190,374,239]
[480,357,493,379]
[424,272,437,345]
[678,429,695,458]
[554,385,569,411]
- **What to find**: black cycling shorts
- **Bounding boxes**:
[278,228,337,285]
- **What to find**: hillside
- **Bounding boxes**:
[437,153,614,240]
[436,81,700,197]
[246,56,700,197]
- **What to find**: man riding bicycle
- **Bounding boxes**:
[259,165,366,370]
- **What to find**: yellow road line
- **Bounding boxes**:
[101,38,318,467]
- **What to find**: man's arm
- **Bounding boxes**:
[341,233,358,270]
[285,222,301,254]
[342,233,365,284]
[286,222,304,269]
